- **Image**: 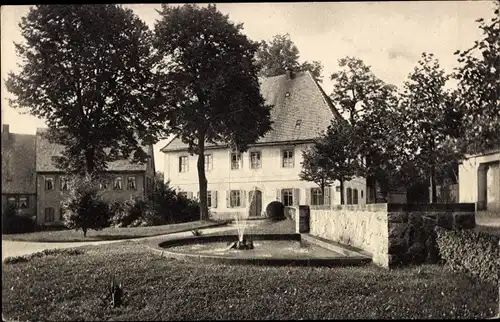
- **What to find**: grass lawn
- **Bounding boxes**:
[1,220,229,243]
[2,242,497,320]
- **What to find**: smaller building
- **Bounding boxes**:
[35,128,156,225]
[459,148,500,212]
[1,124,37,220]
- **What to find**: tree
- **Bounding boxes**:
[255,33,324,82]
[399,53,462,203]
[454,1,500,154]
[300,118,360,204]
[153,4,272,221]
[6,5,163,176]
[329,56,405,200]
[62,174,110,237]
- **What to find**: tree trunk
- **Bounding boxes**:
[85,148,95,176]
[83,227,87,238]
[429,167,437,204]
[197,138,209,221]
[340,180,345,205]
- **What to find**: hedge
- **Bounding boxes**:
[435,227,499,284]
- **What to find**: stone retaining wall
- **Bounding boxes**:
[306,204,390,267]
[387,203,475,267]
[303,203,476,268]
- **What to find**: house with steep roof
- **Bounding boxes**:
[160,70,367,220]
[36,128,156,225]
[1,123,156,226]
[1,124,37,220]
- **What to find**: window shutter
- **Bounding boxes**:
[324,186,331,206]
[305,188,311,205]
[240,190,246,207]
[293,188,300,206]
[226,190,231,208]
[187,191,193,199]
[292,150,295,167]
[197,191,200,200]
[186,157,189,172]
[276,189,281,202]
[178,157,182,172]
[212,191,218,208]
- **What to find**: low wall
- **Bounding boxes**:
[387,203,475,266]
[306,204,390,267]
[302,203,476,268]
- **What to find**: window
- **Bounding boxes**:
[44,207,55,222]
[19,196,28,209]
[311,188,324,206]
[250,151,261,169]
[127,177,137,190]
[60,208,65,220]
[99,180,108,190]
[205,154,213,171]
[179,156,188,172]
[353,189,359,205]
[231,152,242,170]
[282,149,294,168]
[282,189,294,206]
[146,177,152,192]
[206,191,212,208]
[45,177,54,190]
[114,177,123,190]
[230,190,241,208]
[7,197,16,206]
[361,190,364,198]
[60,177,69,191]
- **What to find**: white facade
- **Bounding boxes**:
[459,149,500,212]
[164,142,367,220]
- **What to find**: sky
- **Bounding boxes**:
[1,1,497,173]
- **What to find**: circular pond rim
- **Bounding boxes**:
[149,234,372,267]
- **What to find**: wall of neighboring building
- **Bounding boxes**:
[459,150,500,211]
[36,172,147,225]
[164,143,367,220]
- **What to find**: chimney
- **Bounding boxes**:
[2,124,9,134]
[285,67,293,80]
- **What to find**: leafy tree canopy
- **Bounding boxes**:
[6,5,163,175]
[153,4,272,220]
[454,1,500,154]
[255,33,324,82]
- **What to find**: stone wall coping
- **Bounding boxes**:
[387,203,475,212]
[308,203,388,212]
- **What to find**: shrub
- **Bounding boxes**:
[110,197,148,228]
[148,176,200,224]
[2,203,36,234]
[62,174,111,237]
[266,201,285,221]
[435,227,500,284]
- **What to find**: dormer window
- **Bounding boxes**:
[295,119,302,128]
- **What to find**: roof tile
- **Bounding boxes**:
[161,71,341,152]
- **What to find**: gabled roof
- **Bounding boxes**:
[36,128,153,172]
[1,132,36,194]
[161,70,341,153]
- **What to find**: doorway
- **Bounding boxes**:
[249,190,262,217]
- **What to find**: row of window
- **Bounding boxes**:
[178,149,295,173]
[43,207,63,222]
[178,186,364,208]
[6,195,29,209]
[43,176,139,191]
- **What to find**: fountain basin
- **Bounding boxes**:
[152,234,372,267]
